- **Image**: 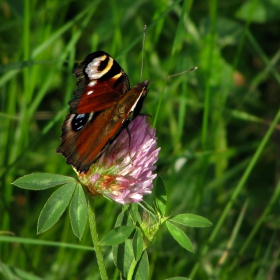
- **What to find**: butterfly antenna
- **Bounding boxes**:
[150,66,198,84]
[140,25,147,81]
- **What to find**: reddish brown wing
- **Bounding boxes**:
[58,82,149,173]
[70,51,130,114]
[57,51,149,173]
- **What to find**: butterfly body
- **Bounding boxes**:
[57,51,149,173]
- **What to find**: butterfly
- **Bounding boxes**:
[57,51,149,173]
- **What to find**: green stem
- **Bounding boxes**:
[190,108,280,278]
[127,258,138,280]
[88,195,108,280]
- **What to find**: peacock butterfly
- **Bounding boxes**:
[57,51,149,173]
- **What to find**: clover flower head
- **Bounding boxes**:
[78,116,160,204]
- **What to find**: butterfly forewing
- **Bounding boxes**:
[69,51,130,114]
[57,51,149,173]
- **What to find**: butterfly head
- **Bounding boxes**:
[133,79,149,96]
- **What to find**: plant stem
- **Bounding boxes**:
[127,259,138,280]
[88,195,108,280]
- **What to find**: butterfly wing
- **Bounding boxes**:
[58,82,149,172]
[70,51,130,113]
[57,51,149,173]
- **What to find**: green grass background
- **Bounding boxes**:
[1,0,280,279]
